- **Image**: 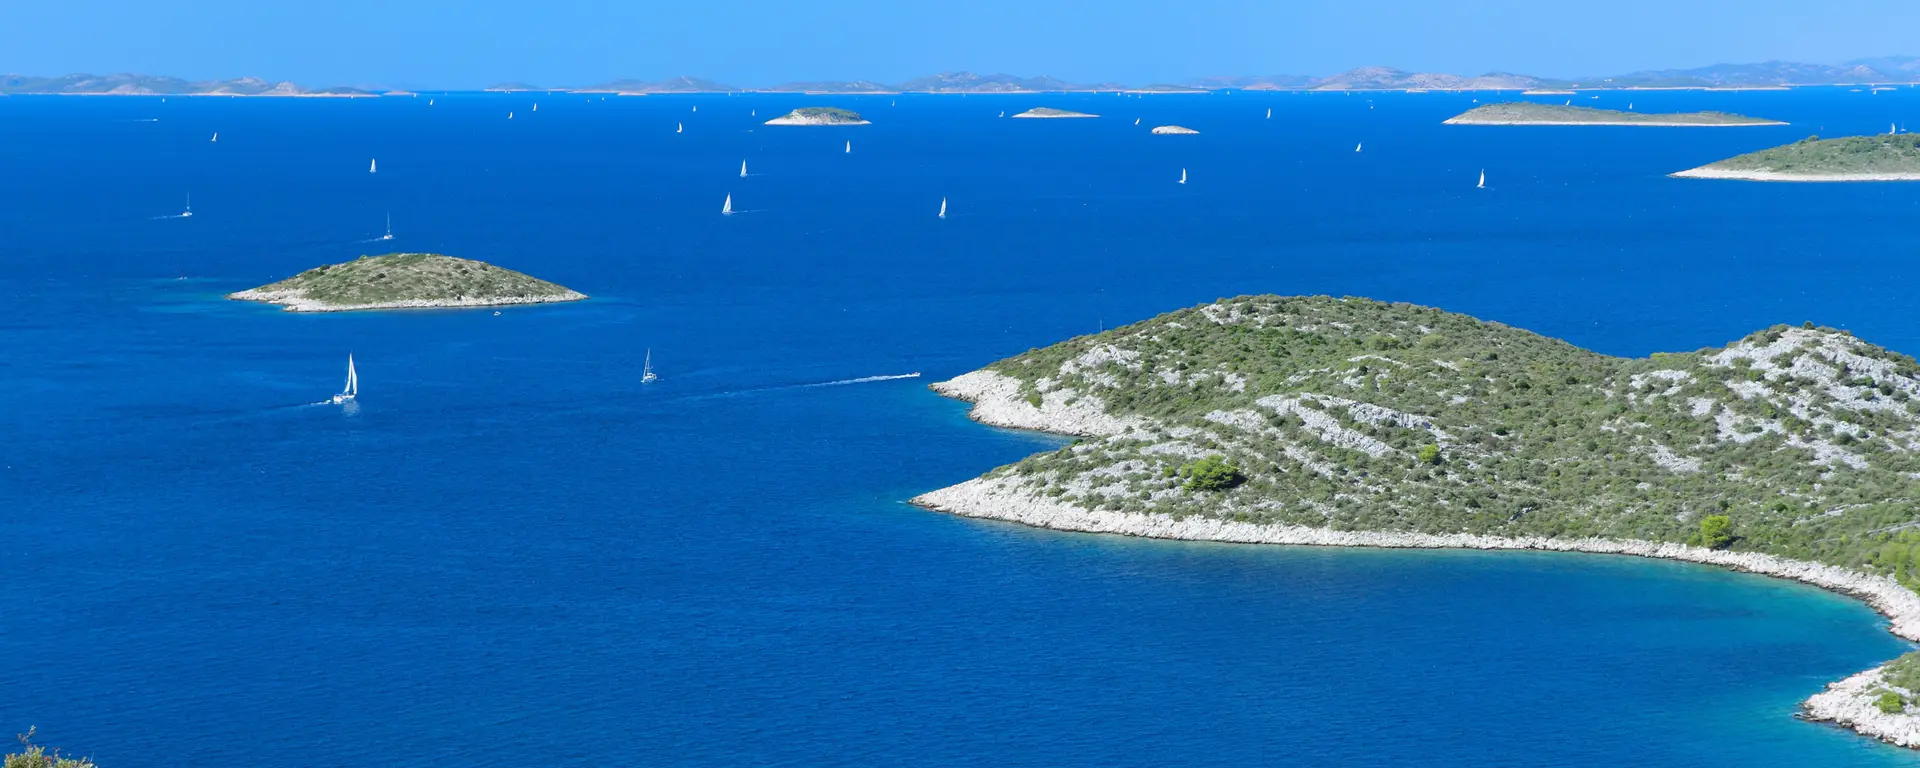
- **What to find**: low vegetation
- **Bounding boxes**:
[228,253,581,309]
[6,729,95,768]
[1697,134,1920,175]
[976,295,1920,589]
[1445,102,1781,125]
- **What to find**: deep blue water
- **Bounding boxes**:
[3,87,1920,766]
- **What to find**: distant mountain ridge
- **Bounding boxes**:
[4,58,1917,96]
[0,73,372,96]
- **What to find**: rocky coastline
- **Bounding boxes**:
[228,288,588,312]
[1671,168,1920,182]
[914,368,1920,750]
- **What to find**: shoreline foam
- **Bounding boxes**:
[915,368,1920,749]
[1672,167,1920,182]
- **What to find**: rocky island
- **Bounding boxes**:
[763,107,871,126]
[228,253,586,312]
[1011,107,1099,118]
[1673,134,1920,181]
[1150,125,1200,134]
[1445,102,1785,126]
[914,295,1920,750]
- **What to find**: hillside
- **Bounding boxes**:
[0,73,372,96]
[1445,103,1784,126]
[764,107,870,125]
[1675,134,1920,181]
[228,253,586,312]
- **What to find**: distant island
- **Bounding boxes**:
[1674,134,1920,181]
[764,107,871,126]
[1445,103,1785,126]
[1011,107,1098,119]
[228,253,586,312]
[1150,125,1200,134]
[0,73,373,97]
[913,295,1920,751]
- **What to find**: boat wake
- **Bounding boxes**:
[690,372,922,401]
[801,373,922,388]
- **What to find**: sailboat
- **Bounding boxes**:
[331,354,359,404]
[210,132,218,143]
[751,109,755,116]
[740,160,748,178]
[429,99,434,106]
[1477,169,1486,189]
[722,195,733,215]
[1266,108,1271,119]
[532,103,538,112]
[1355,142,1363,152]
[1134,118,1140,125]
[641,349,658,384]
[999,110,1005,117]
[180,193,194,218]
[938,197,947,219]
[1178,168,1187,185]
[1893,122,1899,135]
[508,111,514,119]
[379,213,394,241]
[692,105,697,112]
[845,140,851,154]
[676,122,683,133]
[1627,102,1633,110]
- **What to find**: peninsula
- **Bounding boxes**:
[1011,107,1099,118]
[1673,134,1920,181]
[914,295,1920,750]
[1150,125,1200,134]
[228,253,586,312]
[1444,103,1784,126]
[763,107,870,126]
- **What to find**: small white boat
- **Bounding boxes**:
[1178,168,1187,185]
[1893,122,1899,135]
[180,193,194,218]
[1627,102,1633,110]
[508,111,514,119]
[1134,118,1140,125]
[1355,142,1363,152]
[692,105,697,112]
[369,158,377,173]
[722,194,733,215]
[677,122,683,133]
[210,132,218,143]
[429,99,434,105]
[379,213,394,241]
[999,110,1005,117]
[1477,169,1486,189]
[740,160,748,178]
[1266,108,1271,118]
[845,140,851,154]
[751,109,756,116]
[642,349,659,384]
[331,354,359,404]
[938,197,947,219]
[532,103,538,112]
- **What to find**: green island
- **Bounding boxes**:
[914,295,1920,749]
[1444,102,1784,126]
[227,253,586,313]
[1010,107,1099,119]
[1674,134,1920,181]
[762,106,871,126]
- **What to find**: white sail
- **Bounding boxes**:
[429,99,434,105]
[1477,169,1486,189]
[938,197,947,218]
[508,111,514,119]
[382,213,393,241]
[692,105,697,112]
[346,355,358,397]
[181,193,193,218]
[1266,108,1271,118]
[1893,123,1899,135]
[1134,118,1140,125]
[532,103,538,112]
[676,122,683,133]
[210,132,218,143]
[740,160,748,178]
[845,140,851,153]
[369,158,377,173]
[1355,142,1363,152]
[1178,168,1187,185]
[642,349,658,383]
[722,195,733,215]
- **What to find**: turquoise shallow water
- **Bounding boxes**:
[2,88,1919,766]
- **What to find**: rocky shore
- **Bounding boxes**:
[916,366,1920,750]
[1672,168,1920,182]
[1150,125,1200,134]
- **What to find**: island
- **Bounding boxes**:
[1673,134,1920,181]
[763,107,871,126]
[1150,125,1200,134]
[1010,107,1099,119]
[1444,102,1785,126]
[228,253,586,312]
[914,295,1920,750]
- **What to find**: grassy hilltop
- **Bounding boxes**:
[1445,102,1783,125]
[943,295,1920,584]
[1693,134,1920,176]
[228,253,584,311]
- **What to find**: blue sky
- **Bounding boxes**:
[4,0,1916,87]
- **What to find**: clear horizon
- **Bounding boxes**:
[6,0,1918,89]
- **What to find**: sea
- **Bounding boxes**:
[2,87,1919,767]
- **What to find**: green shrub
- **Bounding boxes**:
[1690,515,1735,549]
[1878,690,1907,714]
[1181,456,1246,492]
[1417,444,1442,465]
[5,729,97,768]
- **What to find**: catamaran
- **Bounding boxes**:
[938,197,947,219]
[642,349,658,384]
[369,158,377,173]
[331,354,359,404]
[1477,170,1486,189]
[740,160,748,178]
[379,213,394,241]
[1178,168,1187,185]
[722,195,733,215]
